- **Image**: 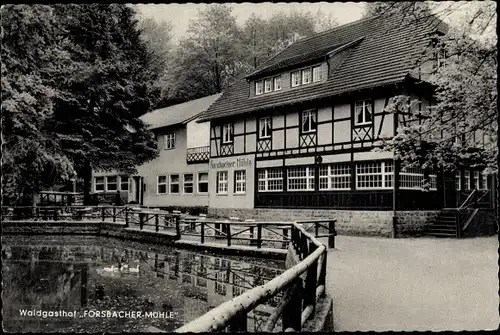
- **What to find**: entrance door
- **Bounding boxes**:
[131,176,142,205]
[443,173,457,208]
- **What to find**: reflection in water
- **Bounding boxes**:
[2,236,285,333]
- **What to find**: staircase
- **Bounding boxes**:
[423,209,459,237]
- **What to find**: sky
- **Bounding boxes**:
[134,2,367,42]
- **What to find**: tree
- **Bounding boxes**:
[314,9,339,33]
[1,5,75,205]
[48,4,160,204]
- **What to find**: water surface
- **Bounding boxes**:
[2,235,285,332]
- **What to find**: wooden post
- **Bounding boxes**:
[139,213,144,230]
[229,312,248,332]
[125,208,129,228]
[226,224,232,247]
[282,227,288,249]
[318,251,327,297]
[282,278,302,331]
[200,222,205,244]
[101,207,105,222]
[303,242,318,320]
[155,214,159,232]
[175,215,181,239]
[456,211,462,238]
[113,207,116,223]
[328,220,336,249]
[53,209,58,221]
[315,222,319,237]
[257,224,262,249]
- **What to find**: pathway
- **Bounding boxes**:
[323,235,499,331]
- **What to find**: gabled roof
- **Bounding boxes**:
[198,14,446,123]
[140,93,222,130]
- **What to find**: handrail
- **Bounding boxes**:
[458,189,477,211]
[176,221,327,333]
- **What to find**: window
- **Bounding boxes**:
[198,172,209,193]
[437,48,447,69]
[255,81,263,95]
[259,117,272,139]
[464,170,470,190]
[400,167,437,190]
[94,177,105,192]
[291,71,300,87]
[157,175,167,194]
[170,174,180,194]
[356,161,393,189]
[312,66,322,82]
[106,176,118,191]
[234,170,246,194]
[287,166,315,191]
[273,76,282,91]
[319,163,351,190]
[216,171,228,194]
[120,176,129,191]
[183,174,194,194]
[264,79,272,93]
[301,110,317,133]
[455,170,461,190]
[165,133,175,149]
[258,168,283,192]
[222,123,233,144]
[481,172,488,190]
[355,100,373,126]
[302,68,311,85]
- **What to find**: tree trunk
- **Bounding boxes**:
[82,160,92,206]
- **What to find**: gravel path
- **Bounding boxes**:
[324,235,498,331]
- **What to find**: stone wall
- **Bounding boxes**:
[394,211,440,237]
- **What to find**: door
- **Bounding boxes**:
[443,172,457,208]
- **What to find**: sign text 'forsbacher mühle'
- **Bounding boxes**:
[210,158,252,170]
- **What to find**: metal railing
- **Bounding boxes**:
[176,221,330,332]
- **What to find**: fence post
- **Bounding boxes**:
[456,211,462,238]
[200,222,205,244]
[227,224,231,247]
[53,209,58,221]
[229,312,248,332]
[318,251,327,298]
[139,213,144,230]
[303,242,318,320]
[175,215,181,239]
[328,220,336,249]
[113,207,116,223]
[282,227,289,249]
[155,214,159,232]
[125,208,129,228]
[101,208,105,222]
[282,278,302,331]
[315,222,319,238]
[257,224,262,249]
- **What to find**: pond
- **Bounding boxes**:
[2,235,285,333]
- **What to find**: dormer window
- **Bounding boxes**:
[274,76,282,90]
[222,123,233,144]
[302,68,311,85]
[312,66,322,82]
[291,71,301,87]
[355,100,372,126]
[255,81,263,95]
[264,79,272,93]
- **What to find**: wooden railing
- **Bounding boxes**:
[186,146,210,164]
[455,189,486,238]
[1,206,130,222]
[38,191,84,206]
[176,221,330,332]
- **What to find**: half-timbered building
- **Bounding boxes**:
[196,15,496,235]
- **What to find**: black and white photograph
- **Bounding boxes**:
[1,1,498,333]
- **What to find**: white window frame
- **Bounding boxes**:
[165,133,175,150]
[291,71,300,87]
[319,163,351,190]
[259,116,272,139]
[257,168,283,192]
[312,65,322,82]
[287,166,315,191]
[302,68,312,85]
[354,100,373,126]
[464,170,470,190]
[216,171,228,195]
[437,48,447,69]
[198,172,209,194]
[120,176,129,191]
[273,76,281,91]
[356,161,394,190]
[106,176,118,192]
[301,109,316,133]
[157,175,168,194]
[170,174,180,194]
[455,170,461,191]
[264,78,272,93]
[94,177,105,192]
[234,170,246,194]
[255,81,263,95]
[222,123,233,144]
[183,173,194,194]
[481,171,488,190]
